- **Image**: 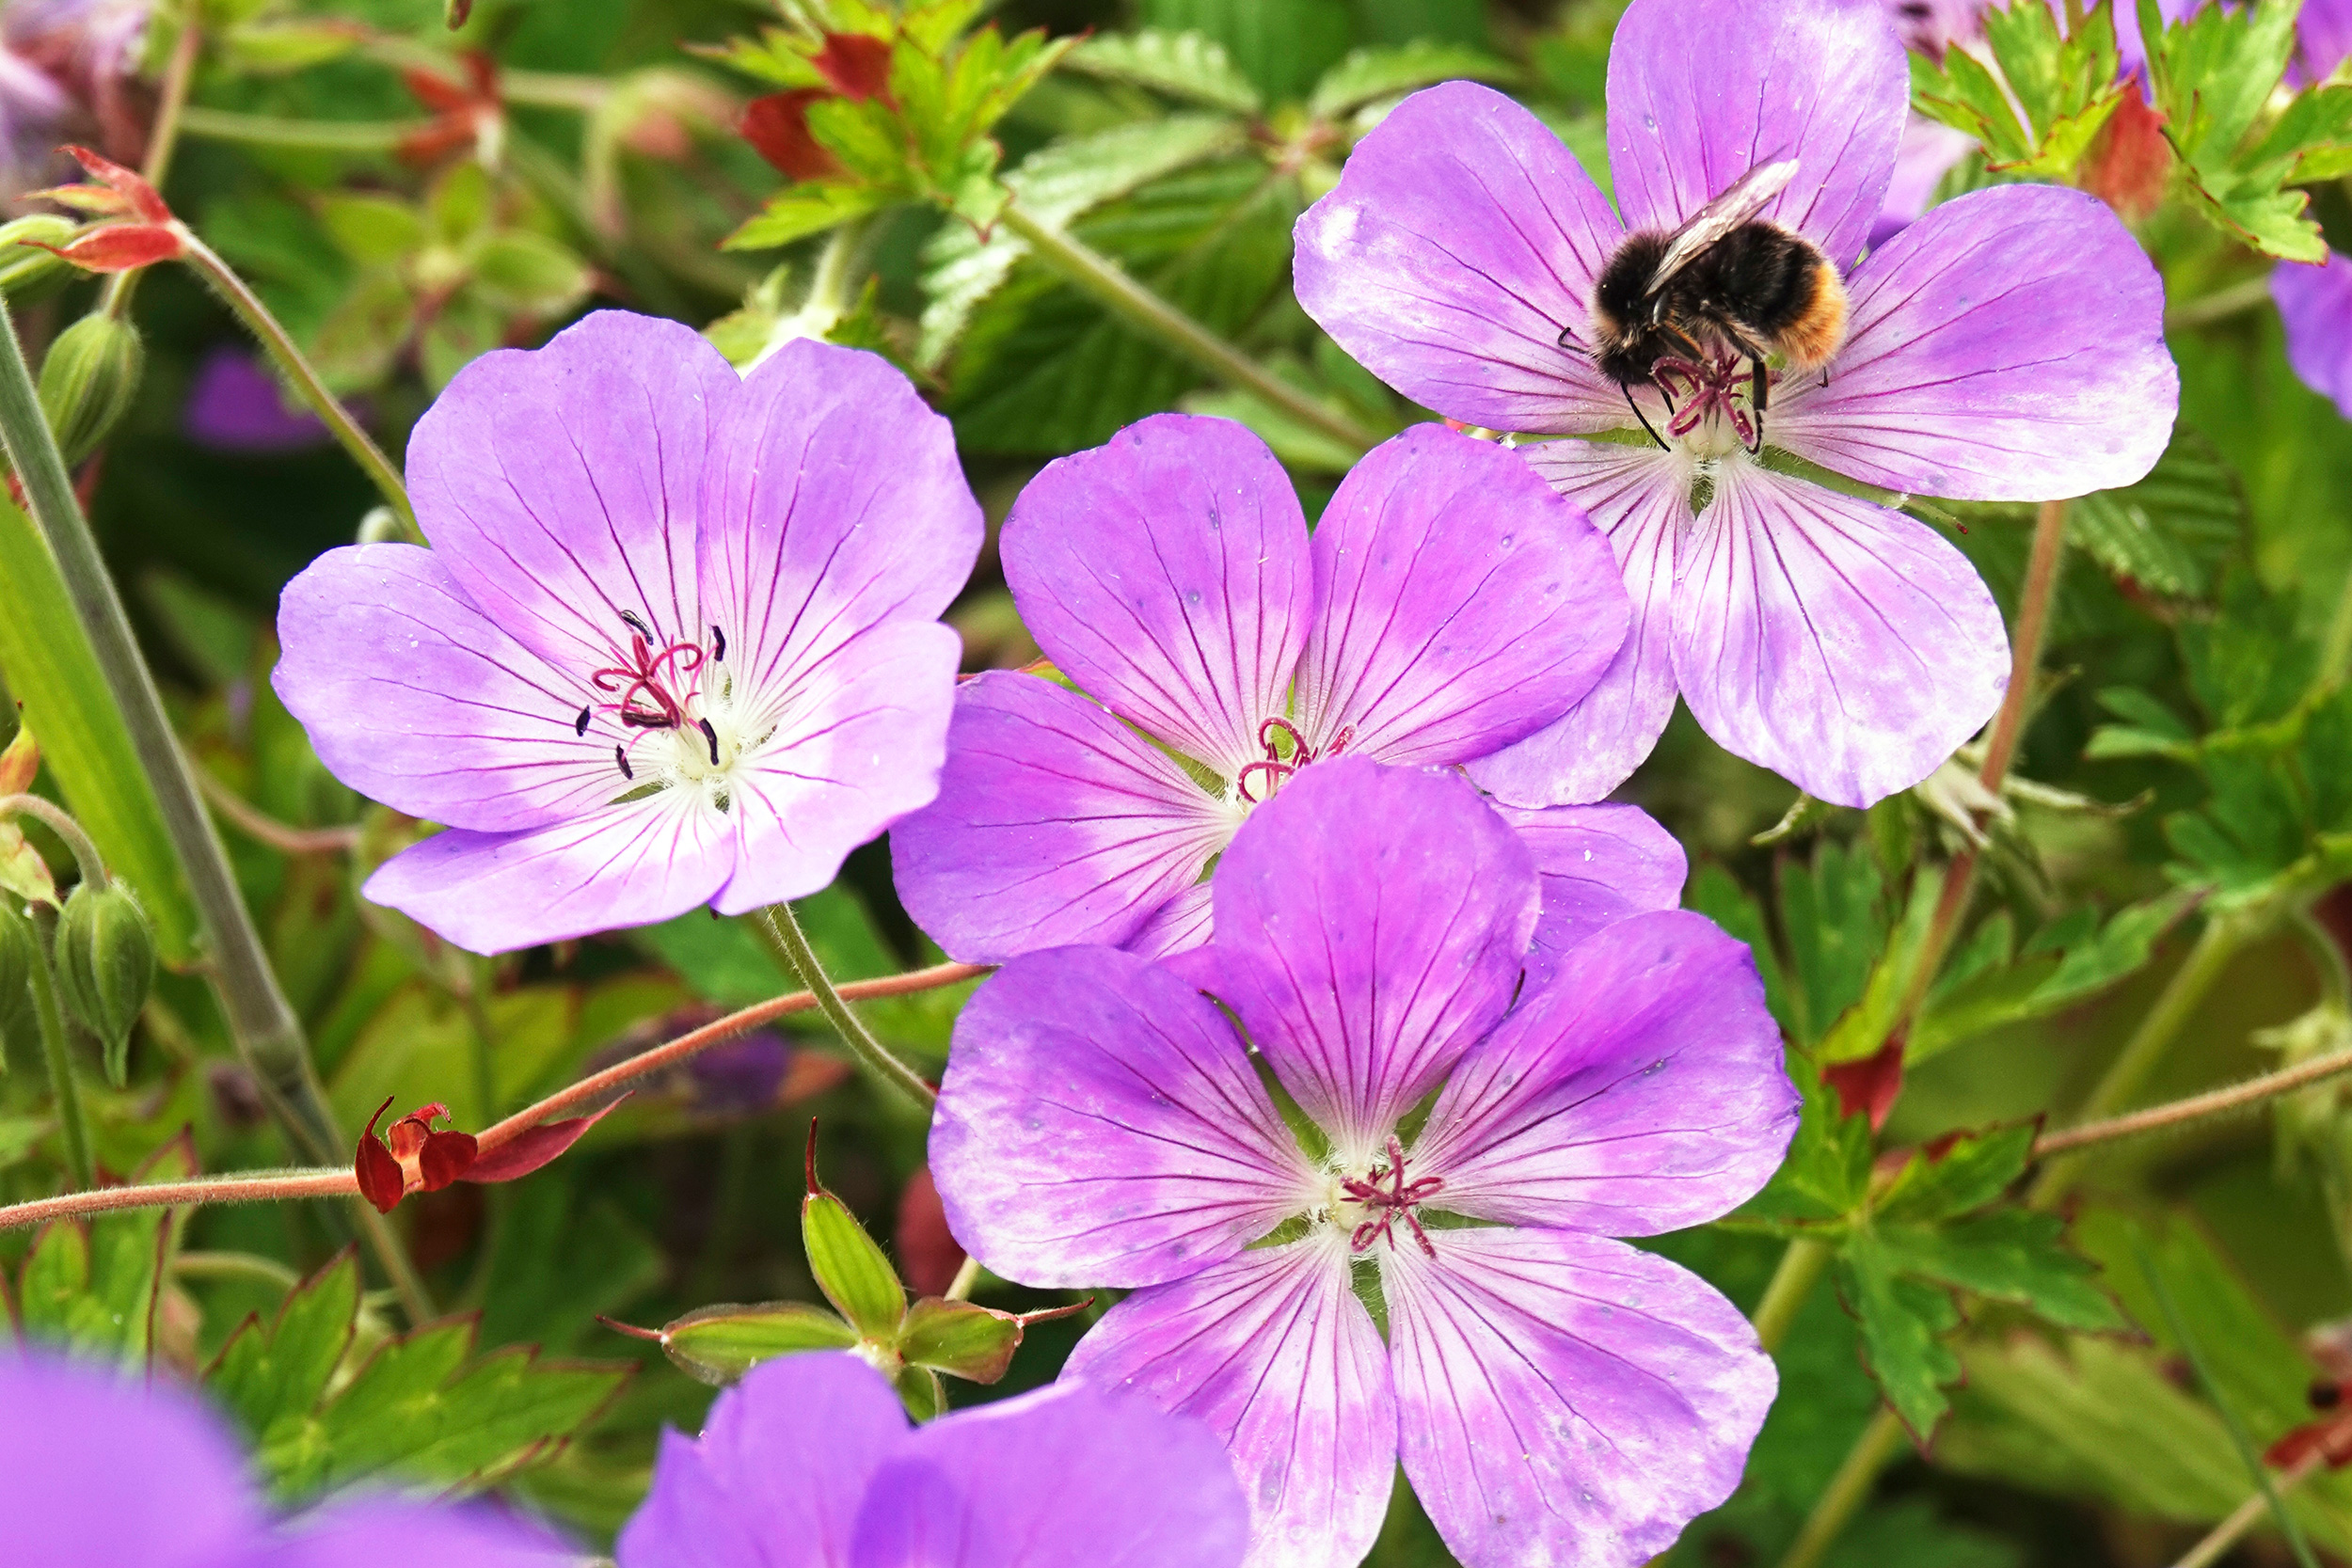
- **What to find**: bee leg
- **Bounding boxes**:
[1620,382,1670,451]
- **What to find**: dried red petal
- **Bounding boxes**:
[60,146,169,224]
[2082,90,2171,225]
[465,1094,628,1185]
[356,1097,406,1214]
[416,1128,479,1191]
[404,66,478,115]
[812,33,893,103]
[1822,1037,1905,1132]
[34,225,183,273]
[739,91,840,182]
[396,119,481,169]
[2266,1415,2352,1470]
[895,1164,965,1298]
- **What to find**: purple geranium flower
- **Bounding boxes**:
[930,759,1795,1568]
[1,0,149,197]
[2275,251,2352,419]
[184,347,335,452]
[274,310,981,953]
[616,1350,1248,1568]
[6,1351,568,1568]
[1294,0,2178,808]
[891,411,1665,962]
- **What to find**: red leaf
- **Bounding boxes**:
[895,1164,965,1298]
[466,1094,628,1185]
[60,145,169,223]
[1823,1037,1905,1132]
[739,91,840,182]
[812,33,893,103]
[34,224,183,274]
[355,1098,405,1214]
[2082,90,2171,224]
[2266,1416,2352,1470]
[416,1129,479,1191]
[404,67,478,115]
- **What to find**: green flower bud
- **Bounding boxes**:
[52,881,154,1086]
[37,312,145,467]
[0,900,37,1068]
[0,216,76,300]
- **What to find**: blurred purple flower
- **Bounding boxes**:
[687,1029,791,1113]
[616,1351,1248,1568]
[1295,0,2178,808]
[4,1350,570,1568]
[183,348,334,453]
[2275,252,2352,419]
[1,0,151,198]
[891,412,1659,962]
[273,309,981,953]
[931,760,1794,1568]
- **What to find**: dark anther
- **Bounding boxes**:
[590,624,707,734]
[613,744,633,781]
[710,625,726,662]
[698,718,721,766]
[2313,1379,2344,1411]
[1339,1135,1442,1259]
[573,705,592,736]
[619,609,653,639]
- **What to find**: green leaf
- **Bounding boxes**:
[317,196,425,267]
[1686,863,1794,1036]
[1837,1235,1963,1442]
[893,1360,946,1420]
[206,1250,362,1443]
[1064,29,1263,114]
[12,1137,193,1362]
[2142,0,2330,260]
[803,1190,907,1339]
[1729,1049,1872,1229]
[468,231,593,316]
[919,114,1248,368]
[725,183,896,252]
[898,1296,1022,1383]
[1910,1,2123,177]
[1776,841,1885,1049]
[1875,1124,2037,1224]
[1908,888,2199,1062]
[0,497,198,959]
[651,1301,860,1386]
[1138,0,1352,103]
[1876,1211,2128,1333]
[1305,41,1515,120]
[2069,429,2248,600]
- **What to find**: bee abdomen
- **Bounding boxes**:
[1777,258,1849,372]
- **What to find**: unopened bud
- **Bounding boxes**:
[0,216,76,298]
[0,900,38,1065]
[52,880,154,1085]
[38,312,145,466]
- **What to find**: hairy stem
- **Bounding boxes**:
[29,920,94,1190]
[178,107,421,151]
[994,203,1378,456]
[2173,1452,2327,1568]
[1750,1235,1834,1356]
[0,1168,357,1231]
[195,770,361,855]
[172,1249,303,1291]
[173,235,418,540]
[752,904,938,1110]
[1774,1406,1907,1568]
[0,793,109,888]
[2033,1044,2352,1157]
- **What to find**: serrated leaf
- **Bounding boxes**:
[1137,0,1351,103]
[1306,41,1514,120]
[206,1250,362,1442]
[2143,0,2328,260]
[803,1190,906,1338]
[1729,1049,1872,1228]
[1838,1236,1963,1442]
[1064,29,1263,114]
[1909,888,2199,1062]
[12,1136,193,1363]
[653,1301,859,1386]
[1876,1124,2038,1224]
[2070,429,2247,599]
[725,182,896,251]
[1777,841,1885,1050]
[1877,1211,2128,1333]
[918,114,1248,367]
[897,1296,1021,1383]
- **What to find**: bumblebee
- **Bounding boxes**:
[1568,159,1849,453]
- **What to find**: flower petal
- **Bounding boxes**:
[363,795,734,954]
[1492,802,1689,992]
[1469,440,1688,806]
[1001,414,1311,779]
[2274,253,2352,420]
[1062,1235,1397,1568]
[699,338,983,737]
[1772,183,2177,499]
[273,544,619,833]
[1124,879,1216,959]
[713,620,963,915]
[406,310,735,673]
[1292,81,1629,435]
[616,1352,906,1568]
[849,1383,1249,1568]
[1670,462,2008,808]
[1412,910,1795,1234]
[930,944,1315,1290]
[1295,425,1629,767]
[1384,1228,1776,1568]
[263,1501,573,1568]
[891,673,1237,963]
[1208,759,1535,1163]
[1606,0,1908,271]
[4,1353,262,1568]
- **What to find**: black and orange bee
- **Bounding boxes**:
[1566,159,1850,453]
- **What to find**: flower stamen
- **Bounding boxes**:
[1234,717,1357,804]
[1338,1134,1442,1259]
[1652,351,1761,452]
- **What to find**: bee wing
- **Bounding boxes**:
[1643,158,1801,296]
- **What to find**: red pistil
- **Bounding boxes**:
[590,632,706,732]
[1340,1135,1442,1259]
[1653,352,1762,451]
[1235,717,1356,804]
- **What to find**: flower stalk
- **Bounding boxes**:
[993,202,1379,457]
[28,913,95,1191]
[2031,1041,2352,1159]
[101,8,203,322]
[1750,1235,1834,1356]
[1772,1406,1906,1568]
[0,794,108,889]
[752,903,939,1110]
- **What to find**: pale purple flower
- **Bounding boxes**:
[274,310,981,953]
[4,1351,569,1568]
[2275,252,2352,419]
[1,0,150,196]
[1294,0,2178,808]
[890,411,1666,963]
[184,348,334,452]
[616,1351,1249,1568]
[930,759,1794,1568]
